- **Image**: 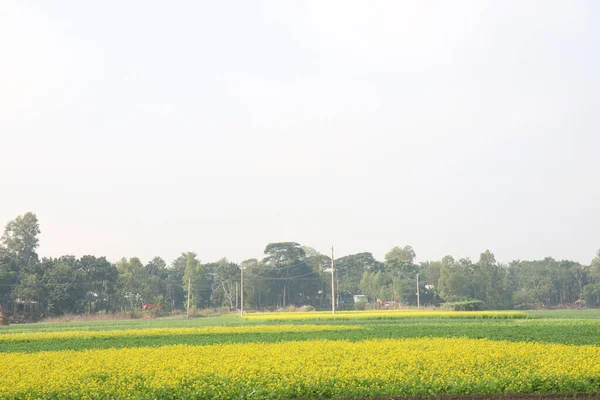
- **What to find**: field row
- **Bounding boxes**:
[3,319,600,353]
[244,310,529,321]
[2,337,600,399]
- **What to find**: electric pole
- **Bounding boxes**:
[336,276,340,308]
[416,273,420,310]
[187,277,191,319]
[331,246,335,314]
[240,264,244,317]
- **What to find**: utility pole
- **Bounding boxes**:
[240,264,244,317]
[336,276,340,308]
[187,277,191,319]
[416,273,420,310]
[235,283,238,310]
[331,246,335,314]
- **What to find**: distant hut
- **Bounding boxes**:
[0,303,9,325]
[2,300,40,323]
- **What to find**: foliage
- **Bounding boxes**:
[2,212,600,318]
[4,335,600,398]
[334,252,381,297]
[441,300,485,311]
[1,212,40,274]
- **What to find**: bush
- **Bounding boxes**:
[441,300,484,311]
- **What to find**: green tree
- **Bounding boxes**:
[335,252,382,297]
[181,252,208,309]
[438,256,472,301]
[1,212,40,274]
[511,258,558,307]
[210,258,240,309]
[385,245,416,265]
[166,257,186,310]
[116,257,145,310]
[384,246,419,303]
[0,251,17,305]
[359,271,391,302]
[79,255,118,313]
[422,260,442,303]
[583,250,600,306]
[239,259,263,309]
[143,257,168,306]
[41,256,83,315]
[470,250,511,309]
[262,242,315,307]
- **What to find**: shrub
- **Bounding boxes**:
[441,300,484,311]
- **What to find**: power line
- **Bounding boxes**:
[254,255,326,271]
[242,270,322,281]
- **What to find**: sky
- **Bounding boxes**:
[1,1,599,265]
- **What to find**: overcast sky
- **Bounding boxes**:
[1,1,599,265]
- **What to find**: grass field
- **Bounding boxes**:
[1,309,600,399]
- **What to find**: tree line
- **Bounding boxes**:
[1,212,600,317]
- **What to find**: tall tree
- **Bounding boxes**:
[335,252,382,297]
[0,249,17,305]
[471,250,511,309]
[583,250,600,306]
[116,257,145,310]
[511,258,558,307]
[262,242,318,307]
[143,257,168,306]
[181,252,208,309]
[1,212,40,274]
[79,255,118,313]
[41,256,83,315]
[210,258,240,309]
[438,256,472,301]
[384,245,419,303]
[385,245,416,265]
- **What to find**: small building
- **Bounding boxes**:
[353,295,367,303]
[0,300,40,323]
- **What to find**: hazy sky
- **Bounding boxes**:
[1,1,599,265]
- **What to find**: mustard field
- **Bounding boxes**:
[1,310,600,399]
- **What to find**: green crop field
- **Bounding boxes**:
[1,309,600,399]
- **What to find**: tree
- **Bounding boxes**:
[11,273,42,308]
[583,250,600,306]
[302,247,331,307]
[143,257,168,306]
[359,271,391,302]
[210,258,240,309]
[240,259,264,309]
[422,261,442,303]
[1,212,40,274]
[570,263,587,301]
[335,252,382,297]
[41,256,83,315]
[166,257,186,310]
[0,251,17,305]
[263,242,307,307]
[384,246,419,303]
[116,257,145,310]
[79,255,118,313]
[510,258,558,307]
[180,252,208,310]
[470,250,511,309]
[385,245,416,265]
[438,256,472,301]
